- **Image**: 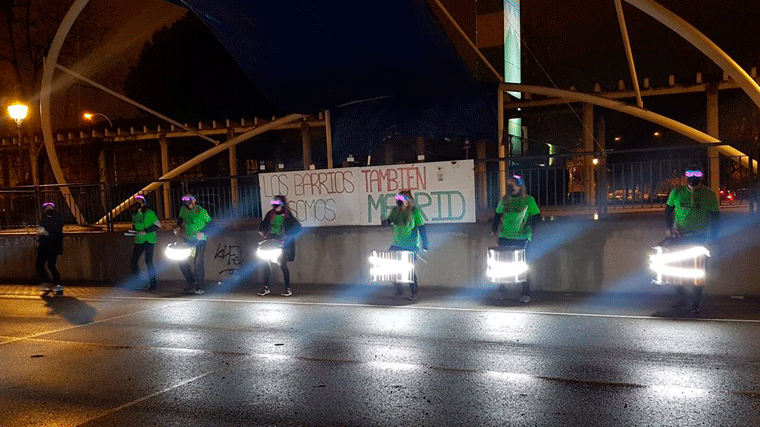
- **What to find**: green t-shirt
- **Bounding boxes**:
[387,207,425,250]
[495,195,540,240]
[132,209,159,244]
[179,205,212,240]
[666,186,719,234]
[269,214,284,236]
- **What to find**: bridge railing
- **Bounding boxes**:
[482,144,758,213]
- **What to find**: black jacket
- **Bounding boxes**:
[39,211,64,255]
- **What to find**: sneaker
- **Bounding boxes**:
[52,285,63,296]
[257,287,271,296]
[408,294,417,301]
[280,288,292,297]
[519,295,531,304]
[193,289,205,295]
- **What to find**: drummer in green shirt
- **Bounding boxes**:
[664,165,720,312]
[173,194,212,294]
[383,190,429,301]
[492,174,541,303]
[131,195,161,290]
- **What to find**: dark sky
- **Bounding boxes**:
[49,0,186,128]
[521,0,760,90]
[44,0,760,149]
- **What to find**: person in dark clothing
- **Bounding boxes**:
[257,195,301,297]
[492,175,542,303]
[37,202,64,295]
[130,195,161,290]
[382,190,429,301]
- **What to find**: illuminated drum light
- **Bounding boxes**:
[486,259,529,281]
[487,248,528,283]
[649,245,709,284]
[650,263,706,279]
[165,243,193,261]
[257,247,283,263]
[369,251,415,283]
[649,246,710,264]
[368,256,414,274]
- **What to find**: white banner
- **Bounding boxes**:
[259,160,475,227]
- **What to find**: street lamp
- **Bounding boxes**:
[82,111,113,127]
[8,103,28,126]
[7,103,31,185]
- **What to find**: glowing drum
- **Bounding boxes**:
[487,247,528,284]
[165,242,195,261]
[256,239,284,264]
[649,242,710,286]
[369,250,415,284]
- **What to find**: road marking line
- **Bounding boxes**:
[2,290,760,324]
[71,294,760,324]
[73,371,213,427]
[12,334,756,400]
[0,300,190,347]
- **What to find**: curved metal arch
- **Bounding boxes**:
[43,0,760,224]
[94,114,304,225]
[500,83,757,171]
[40,0,91,224]
[623,0,760,110]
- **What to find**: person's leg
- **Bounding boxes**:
[144,243,157,289]
[130,244,145,287]
[520,240,530,302]
[281,260,290,287]
[674,286,688,307]
[280,260,292,296]
[36,247,50,284]
[409,273,418,299]
[194,240,206,290]
[48,254,61,286]
[258,262,272,295]
[692,285,704,311]
[178,259,195,290]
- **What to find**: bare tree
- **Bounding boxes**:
[0,0,104,117]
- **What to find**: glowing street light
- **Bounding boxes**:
[654,131,662,137]
[7,102,32,185]
[8,103,28,125]
[82,111,113,127]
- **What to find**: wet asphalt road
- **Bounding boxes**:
[1,284,760,427]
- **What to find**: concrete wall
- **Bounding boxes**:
[2,212,759,295]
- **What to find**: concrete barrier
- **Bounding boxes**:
[1,212,758,295]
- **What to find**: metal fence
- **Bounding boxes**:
[0,145,756,229]
[484,145,758,211]
[0,175,263,229]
